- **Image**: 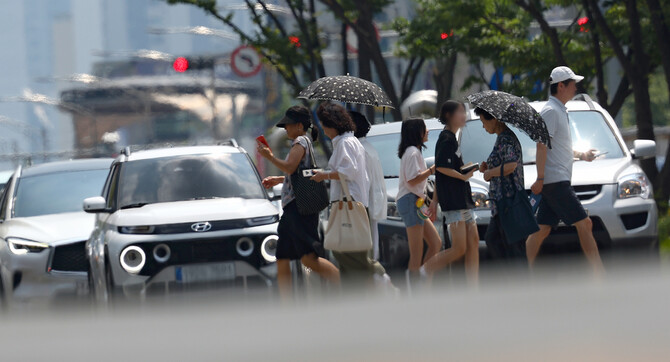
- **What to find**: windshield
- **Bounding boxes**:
[367,130,442,178]
[117,153,265,208]
[13,169,109,218]
[460,110,625,165]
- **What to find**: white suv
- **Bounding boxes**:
[84,142,280,302]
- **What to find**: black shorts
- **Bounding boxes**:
[536,181,588,227]
[276,201,319,260]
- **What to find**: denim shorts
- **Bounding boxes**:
[397,193,424,228]
[444,209,476,225]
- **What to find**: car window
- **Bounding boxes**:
[367,130,442,178]
[460,110,625,165]
[13,169,110,218]
[116,153,265,208]
[0,179,10,220]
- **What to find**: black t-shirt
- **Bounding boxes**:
[435,129,475,211]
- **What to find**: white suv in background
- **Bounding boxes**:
[84,142,280,302]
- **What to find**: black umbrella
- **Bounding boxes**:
[467,90,551,147]
[298,75,394,108]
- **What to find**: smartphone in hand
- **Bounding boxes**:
[256,135,270,148]
[302,169,323,177]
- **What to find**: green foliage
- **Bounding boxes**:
[622,70,670,127]
[393,0,606,99]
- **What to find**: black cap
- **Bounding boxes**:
[276,105,312,128]
[349,110,371,138]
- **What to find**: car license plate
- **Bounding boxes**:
[175,263,236,283]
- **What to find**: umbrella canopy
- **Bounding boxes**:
[298,75,394,108]
[467,90,551,147]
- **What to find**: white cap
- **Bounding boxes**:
[549,66,584,84]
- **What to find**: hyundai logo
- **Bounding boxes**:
[191,222,212,232]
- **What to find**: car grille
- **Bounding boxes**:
[572,185,602,201]
[133,235,270,276]
[50,241,88,273]
[525,185,602,201]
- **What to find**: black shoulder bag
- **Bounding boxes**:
[495,165,539,243]
[290,138,330,215]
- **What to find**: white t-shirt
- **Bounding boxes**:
[541,96,573,184]
[328,132,370,207]
[397,146,427,200]
[360,137,387,221]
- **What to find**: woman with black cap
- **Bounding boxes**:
[257,105,340,299]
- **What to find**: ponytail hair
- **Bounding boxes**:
[308,121,319,142]
[439,100,465,126]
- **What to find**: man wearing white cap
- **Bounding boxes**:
[526,66,604,274]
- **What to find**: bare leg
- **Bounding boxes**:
[526,225,552,268]
[423,221,467,273]
[422,220,442,263]
[276,259,292,301]
[406,224,425,272]
[465,222,480,285]
[574,217,604,275]
[301,253,340,285]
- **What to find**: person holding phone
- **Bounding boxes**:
[425,100,479,285]
[395,118,441,291]
[257,105,340,300]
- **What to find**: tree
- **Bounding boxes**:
[318,0,403,121]
[166,0,326,96]
[585,0,660,194]
[644,0,670,208]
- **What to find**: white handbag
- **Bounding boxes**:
[324,175,373,252]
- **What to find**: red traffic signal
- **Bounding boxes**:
[441,30,454,40]
[173,57,189,72]
[578,17,589,32]
[289,36,301,48]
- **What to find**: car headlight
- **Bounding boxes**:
[471,187,491,209]
[387,201,401,220]
[618,173,652,199]
[6,237,49,255]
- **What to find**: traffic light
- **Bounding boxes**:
[172,56,215,72]
[289,36,301,48]
[578,17,589,32]
[441,30,454,40]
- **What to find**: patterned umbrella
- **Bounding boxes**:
[467,90,551,147]
[298,75,395,108]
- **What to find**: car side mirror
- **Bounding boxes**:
[269,184,283,202]
[83,196,108,213]
[631,139,656,159]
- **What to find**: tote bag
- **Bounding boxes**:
[323,175,373,252]
[495,166,539,243]
[289,137,329,215]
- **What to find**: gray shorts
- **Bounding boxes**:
[444,209,476,225]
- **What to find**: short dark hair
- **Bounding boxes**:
[549,79,574,95]
[316,102,355,135]
[398,118,427,158]
[438,100,465,126]
[474,107,495,121]
[349,111,371,138]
